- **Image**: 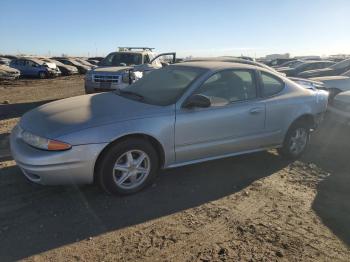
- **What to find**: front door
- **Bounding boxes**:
[175,69,266,163]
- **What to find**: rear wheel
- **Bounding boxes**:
[278,122,310,159]
[96,138,159,195]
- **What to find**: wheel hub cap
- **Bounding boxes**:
[113,150,151,189]
[289,128,308,155]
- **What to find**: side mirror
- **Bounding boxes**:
[183,94,211,108]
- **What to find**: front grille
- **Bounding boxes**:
[94,75,120,83]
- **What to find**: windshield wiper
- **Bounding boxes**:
[117,90,144,101]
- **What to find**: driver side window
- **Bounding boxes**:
[195,69,257,107]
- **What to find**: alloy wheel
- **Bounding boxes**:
[113,150,151,189]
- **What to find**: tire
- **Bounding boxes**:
[277,122,310,160]
[38,71,47,79]
[96,138,159,195]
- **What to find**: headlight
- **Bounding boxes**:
[122,70,136,84]
[17,127,71,151]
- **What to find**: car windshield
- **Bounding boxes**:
[342,69,350,77]
[100,52,143,66]
[118,66,205,106]
[330,59,350,70]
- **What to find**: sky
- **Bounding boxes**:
[0,0,349,58]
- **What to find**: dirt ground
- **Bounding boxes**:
[0,77,349,261]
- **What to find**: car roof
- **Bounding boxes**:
[108,51,147,56]
[19,57,45,64]
[177,61,258,71]
[182,57,279,73]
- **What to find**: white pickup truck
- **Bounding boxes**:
[84,47,176,94]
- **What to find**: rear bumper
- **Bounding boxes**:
[10,129,107,185]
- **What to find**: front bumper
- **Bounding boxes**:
[10,129,107,185]
[84,79,129,94]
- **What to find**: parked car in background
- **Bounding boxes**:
[238,56,255,61]
[1,55,18,60]
[298,58,350,78]
[342,70,350,77]
[10,62,328,195]
[0,57,11,66]
[184,57,282,74]
[266,58,296,67]
[10,58,61,78]
[0,65,20,80]
[75,58,95,68]
[86,59,100,66]
[309,75,350,101]
[84,47,176,94]
[289,77,326,91]
[277,61,335,77]
[328,91,350,124]
[88,57,104,63]
[273,59,303,69]
[40,58,79,76]
[52,57,91,74]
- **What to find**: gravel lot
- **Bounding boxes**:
[0,77,349,261]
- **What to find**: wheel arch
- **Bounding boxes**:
[288,114,315,131]
[93,133,166,182]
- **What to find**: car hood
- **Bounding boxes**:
[59,64,77,71]
[19,92,171,139]
[289,77,324,85]
[276,67,292,71]
[92,66,132,73]
[0,65,19,73]
[0,65,20,74]
[44,62,57,69]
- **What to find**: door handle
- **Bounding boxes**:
[249,107,263,114]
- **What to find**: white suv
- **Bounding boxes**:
[85,47,176,94]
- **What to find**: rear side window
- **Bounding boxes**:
[261,72,284,97]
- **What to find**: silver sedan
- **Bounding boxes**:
[10,62,328,194]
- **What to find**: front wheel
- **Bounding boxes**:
[38,71,47,79]
[96,138,159,195]
[278,124,310,159]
